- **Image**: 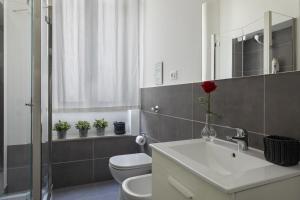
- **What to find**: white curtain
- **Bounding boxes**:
[53,0,140,111]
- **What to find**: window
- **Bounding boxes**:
[53,0,140,111]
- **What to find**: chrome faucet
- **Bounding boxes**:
[227,128,248,151]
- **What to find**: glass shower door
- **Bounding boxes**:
[0,0,33,199]
[41,0,53,199]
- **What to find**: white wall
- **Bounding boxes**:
[141,0,202,88]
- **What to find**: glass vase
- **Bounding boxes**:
[201,113,217,141]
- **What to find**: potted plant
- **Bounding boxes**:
[53,120,71,139]
[93,119,108,136]
[75,121,91,137]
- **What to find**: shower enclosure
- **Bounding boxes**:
[1,0,140,198]
[0,0,50,199]
[1,0,33,199]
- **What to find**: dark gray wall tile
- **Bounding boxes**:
[273,25,293,45]
[141,87,157,112]
[7,145,31,168]
[158,116,193,142]
[142,84,193,119]
[232,42,243,78]
[52,160,93,189]
[248,132,265,151]
[265,71,300,140]
[142,71,300,151]
[7,167,31,193]
[42,142,49,165]
[243,50,263,73]
[194,76,265,133]
[243,68,264,77]
[212,126,236,141]
[52,136,139,189]
[213,76,265,134]
[192,121,205,139]
[52,140,93,163]
[94,136,138,159]
[143,136,159,156]
[94,158,112,182]
[141,111,159,140]
[272,42,294,69]
[192,83,207,122]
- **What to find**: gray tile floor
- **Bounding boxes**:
[52,180,119,200]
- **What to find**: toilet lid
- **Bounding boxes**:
[109,153,152,170]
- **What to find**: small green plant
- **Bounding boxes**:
[75,121,91,130]
[53,120,71,132]
[93,119,108,129]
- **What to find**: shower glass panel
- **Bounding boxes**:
[41,0,52,199]
[0,0,33,199]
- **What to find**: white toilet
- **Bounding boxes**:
[109,135,153,200]
[122,174,152,200]
[109,153,152,184]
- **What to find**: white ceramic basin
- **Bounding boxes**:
[171,140,271,176]
[151,139,300,193]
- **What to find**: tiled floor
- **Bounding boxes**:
[52,180,119,200]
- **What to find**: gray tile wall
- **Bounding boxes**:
[6,135,139,191]
[7,144,31,193]
[141,71,300,155]
[6,143,51,193]
[52,136,139,189]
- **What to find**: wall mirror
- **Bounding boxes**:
[201,0,300,81]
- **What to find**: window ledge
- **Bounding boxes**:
[52,132,134,142]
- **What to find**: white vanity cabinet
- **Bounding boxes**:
[152,149,300,200]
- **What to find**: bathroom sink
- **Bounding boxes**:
[170,139,271,176]
[151,139,300,193]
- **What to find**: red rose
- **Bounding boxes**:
[201,81,217,93]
